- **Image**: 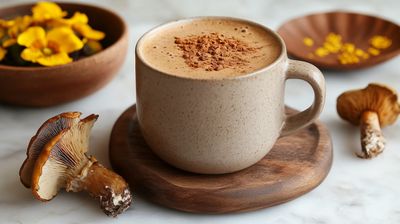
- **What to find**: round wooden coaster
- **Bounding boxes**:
[109,105,333,214]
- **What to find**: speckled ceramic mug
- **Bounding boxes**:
[135,17,325,174]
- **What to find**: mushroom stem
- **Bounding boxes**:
[357,111,386,159]
[66,156,132,217]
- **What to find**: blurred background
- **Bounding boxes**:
[3,0,399,26]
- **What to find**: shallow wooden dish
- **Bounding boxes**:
[0,2,128,107]
[277,11,400,71]
[109,105,333,213]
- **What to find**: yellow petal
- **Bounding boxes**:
[67,12,89,25]
[8,16,32,38]
[48,12,88,28]
[32,1,67,21]
[83,40,103,55]
[2,38,16,48]
[17,26,46,48]
[0,47,6,61]
[45,19,68,29]
[47,27,83,53]
[8,26,18,38]
[0,27,5,39]
[37,52,72,66]
[21,48,44,63]
[73,23,105,40]
[0,19,14,28]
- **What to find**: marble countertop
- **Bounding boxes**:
[1,0,399,223]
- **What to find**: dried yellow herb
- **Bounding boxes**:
[370,36,392,49]
[303,37,314,47]
[368,47,380,56]
[303,33,392,65]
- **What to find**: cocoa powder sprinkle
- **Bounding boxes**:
[174,32,258,71]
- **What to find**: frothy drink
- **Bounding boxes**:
[135,17,326,174]
[139,18,281,79]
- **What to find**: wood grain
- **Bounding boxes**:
[109,105,333,214]
[277,11,400,71]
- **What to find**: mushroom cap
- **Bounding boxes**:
[19,112,82,188]
[31,114,98,201]
[337,83,400,126]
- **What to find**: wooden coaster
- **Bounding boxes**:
[109,105,333,214]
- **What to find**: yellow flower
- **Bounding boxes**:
[0,26,5,39]
[17,26,83,66]
[8,16,32,38]
[73,23,105,40]
[0,47,6,61]
[50,12,105,40]
[0,19,15,28]
[83,39,103,56]
[63,12,89,25]
[32,1,67,22]
[0,20,9,60]
[0,18,18,48]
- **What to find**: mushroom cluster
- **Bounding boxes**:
[19,112,132,217]
[337,83,400,158]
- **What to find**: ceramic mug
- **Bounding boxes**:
[135,17,325,174]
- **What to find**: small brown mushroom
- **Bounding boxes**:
[337,83,400,159]
[20,113,132,217]
[20,112,82,188]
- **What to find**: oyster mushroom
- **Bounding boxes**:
[20,113,132,217]
[337,83,400,158]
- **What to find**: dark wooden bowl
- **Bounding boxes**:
[0,2,128,107]
[277,11,400,71]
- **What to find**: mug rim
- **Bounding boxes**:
[135,16,287,81]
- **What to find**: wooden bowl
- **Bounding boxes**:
[277,11,400,71]
[0,2,128,107]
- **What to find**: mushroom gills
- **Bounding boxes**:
[30,113,132,216]
[32,116,96,201]
[20,112,82,188]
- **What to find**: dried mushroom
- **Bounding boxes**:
[19,112,82,188]
[337,83,400,158]
[19,113,132,217]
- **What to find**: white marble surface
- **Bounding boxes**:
[0,0,400,223]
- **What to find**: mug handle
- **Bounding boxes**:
[281,59,326,136]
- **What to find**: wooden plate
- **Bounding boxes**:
[109,105,333,213]
[277,11,400,71]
